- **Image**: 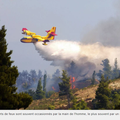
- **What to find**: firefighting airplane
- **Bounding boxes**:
[20,27,57,45]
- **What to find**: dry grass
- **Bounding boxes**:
[75,85,98,102]
[26,79,120,110]
[109,79,120,90]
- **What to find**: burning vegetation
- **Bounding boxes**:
[70,76,77,89]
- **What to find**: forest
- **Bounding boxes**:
[1,25,120,110]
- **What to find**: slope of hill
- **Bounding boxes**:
[25,78,120,110]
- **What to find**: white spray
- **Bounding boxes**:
[34,40,120,73]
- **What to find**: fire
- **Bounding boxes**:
[70,76,77,89]
[73,77,76,82]
[52,86,55,90]
[73,85,75,89]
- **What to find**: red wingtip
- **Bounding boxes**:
[22,28,28,31]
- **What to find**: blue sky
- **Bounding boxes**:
[0,0,118,76]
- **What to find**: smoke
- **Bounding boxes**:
[81,17,120,47]
[114,0,120,17]
[34,39,120,80]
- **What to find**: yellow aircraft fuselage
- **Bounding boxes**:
[21,27,57,45]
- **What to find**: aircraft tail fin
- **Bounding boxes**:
[43,27,57,40]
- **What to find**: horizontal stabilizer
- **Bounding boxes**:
[45,30,50,33]
[50,32,57,36]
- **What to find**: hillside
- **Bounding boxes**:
[25,78,120,110]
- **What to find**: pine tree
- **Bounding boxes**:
[59,70,73,108]
[36,78,45,99]
[111,92,120,109]
[95,75,111,109]
[101,59,112,79]
[112,58,119,79]
[71,98,90,110]
[43,73,47,94]
[67,61,76,76]
[0,26,32,109]
[91,71,96,85]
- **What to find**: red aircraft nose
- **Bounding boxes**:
[22,28,28,31]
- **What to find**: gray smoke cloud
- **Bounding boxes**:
[81,17,120,47]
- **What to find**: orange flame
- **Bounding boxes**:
[73,85,75,89]
[52,86,55,90]
[72,77,76,82]
[70,76,76,89]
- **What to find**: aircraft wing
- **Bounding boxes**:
[25,30,36,36]
[22,28,36,36]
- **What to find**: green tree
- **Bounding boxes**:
[71,97,90,110]
[95,75,111,109]
[101,59,112,79]
[0,26,32,109]
[91,71,96,85]
[16,92,33,109]
[43,74,47,94]
[112,58,119,79]
[36,78,45,99]
[59,70,73,108]
[112,92,120,109]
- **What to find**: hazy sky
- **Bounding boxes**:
[0,0,118,76]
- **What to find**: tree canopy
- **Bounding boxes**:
[59,70,73,108]
[0,25,32,109]
[94,75,111,109]
[36,78,45,99]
